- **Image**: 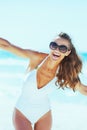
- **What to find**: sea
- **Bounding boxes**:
[0,50,87,130]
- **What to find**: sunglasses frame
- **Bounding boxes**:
[49,42,70,53]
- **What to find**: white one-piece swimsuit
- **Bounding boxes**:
[16,65,57,125]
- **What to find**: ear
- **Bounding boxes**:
[65,50,71,56]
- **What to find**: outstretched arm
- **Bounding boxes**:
[76,82,87,96]
[0,37,48,69]
[0,37,38,58]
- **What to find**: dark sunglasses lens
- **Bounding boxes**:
[49,42,57,50]
[59,45,67,53]
[49,42,68,53]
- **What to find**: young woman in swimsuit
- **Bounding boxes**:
[0,32,87,130]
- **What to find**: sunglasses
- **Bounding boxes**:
[49,42,70,53]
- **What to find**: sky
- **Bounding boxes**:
[0,0,87,52]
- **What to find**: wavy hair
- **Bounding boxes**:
[56,32,82,90]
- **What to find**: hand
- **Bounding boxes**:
[0,38,11,49]
[77,83,87,96]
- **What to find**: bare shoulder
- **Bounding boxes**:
[26,49,48,60]
[28,50,48,70]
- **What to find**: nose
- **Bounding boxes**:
[53,47,60,54]
[55,46,60,51]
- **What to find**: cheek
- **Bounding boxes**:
[49,50,54,54]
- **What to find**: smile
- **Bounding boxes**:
[52,53,61,60]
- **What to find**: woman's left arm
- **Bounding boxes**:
[76,82,87,96]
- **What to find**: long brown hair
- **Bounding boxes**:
[56,32,82,90]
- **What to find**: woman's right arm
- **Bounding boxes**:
[0,38,48,69]
[0,37,40,59]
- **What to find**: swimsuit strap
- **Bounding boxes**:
[37,55,49,68]
[37,55,59,75]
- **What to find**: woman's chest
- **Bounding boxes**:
[36,68,56,89]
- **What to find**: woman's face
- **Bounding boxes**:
[49,37,71,62]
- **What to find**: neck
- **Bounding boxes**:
[42,55,59,72]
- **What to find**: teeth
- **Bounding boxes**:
[53,53,60,56]
[53,54,60,58]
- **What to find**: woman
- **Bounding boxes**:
[0,32,87,130]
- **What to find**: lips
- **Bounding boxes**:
[53,53,60,57]
[52,53,61,60]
